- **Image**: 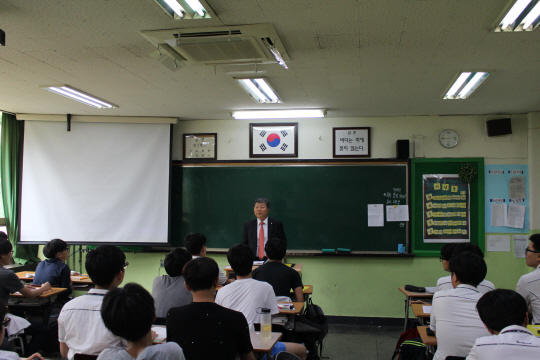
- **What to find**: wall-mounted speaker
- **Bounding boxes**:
[486,118,512,137]
[0,29,5,46]
[396,140,409,159]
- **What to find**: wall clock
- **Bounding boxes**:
[439,129,458,148]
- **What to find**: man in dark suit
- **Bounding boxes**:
[242,198,286,260]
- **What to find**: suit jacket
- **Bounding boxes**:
[242,217,286,258]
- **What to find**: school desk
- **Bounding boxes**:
[411,303,431,325]
[16,271,94,291]
[398,287,434,331]
[277,302,304,316]
[224,263,303,279]
[250,331,283,359]
[418,326,437,346]
[290,285,313,301]
[528,325,540,337]
[8,287,67,307]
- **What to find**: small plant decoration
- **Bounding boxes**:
[458,164,477,183]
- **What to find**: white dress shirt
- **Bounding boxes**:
[466,325,540,359]
[516,265,540,324]
[436,275,495,294]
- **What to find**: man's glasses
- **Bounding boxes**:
[123,262,129,269]
[2,317,11,328]
[525,247,540,255]
[439,256,448,262]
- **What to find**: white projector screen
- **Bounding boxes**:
[20,121,171,245]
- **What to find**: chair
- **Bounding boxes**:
[7,334,25,357]
[274,351,301,360]
[74,354,98,360]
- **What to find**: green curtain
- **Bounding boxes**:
[0,113,39,264]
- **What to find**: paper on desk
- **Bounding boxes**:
[487,235,510,252]
[514,235,528,258]
[386,205,409,222]
[491,203,507,227]
[422,306,432,314]
[509,176,526,200]
[367,204,384,227]
[152,326,167,342]
[253,261,264,266]
[507,203,526,229]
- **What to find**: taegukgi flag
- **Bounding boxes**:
[251,124,296,156]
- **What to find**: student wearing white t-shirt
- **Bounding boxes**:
[430,252,491,360]
[516,234,540,324]
[216,244,307,360]
[466,289,540,359]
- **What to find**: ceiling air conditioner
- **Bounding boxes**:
[140,24,289,66]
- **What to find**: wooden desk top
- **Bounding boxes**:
[10,287,67,298]
[412,303,431,318]
[250,331,282,353]
[225,263,303,273]
[417,326,437,346]
[16,271,94,284]
[398,287,434,298]
[277,301,304,315]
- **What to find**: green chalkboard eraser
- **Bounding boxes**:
[337,248,351,252]
[322,249,335,253]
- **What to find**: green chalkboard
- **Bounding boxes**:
[170,162,409,252]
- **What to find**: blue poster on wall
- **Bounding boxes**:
[485,165,529,233]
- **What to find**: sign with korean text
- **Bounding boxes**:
[333,127,371,158]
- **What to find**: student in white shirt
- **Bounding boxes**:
[466,289,540,359]
[184,233,230,285]
[430,252,491,360]
[436,243,495,293]
[0,299,43,360]
[516,233,540,324]
[216,244,307,360]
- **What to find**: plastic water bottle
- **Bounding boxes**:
[260,308,271,340]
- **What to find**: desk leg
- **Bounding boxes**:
[403,297,410,332]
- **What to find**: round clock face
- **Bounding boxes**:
[439,129,458,148]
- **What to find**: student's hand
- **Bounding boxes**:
[151,330,158,340]
[41,282,51,291]
[26,352,45,359]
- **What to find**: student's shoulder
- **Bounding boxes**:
[519,268,540,283]
[97,347,131,360]
[436,275,451,286]
[144,342,184,359]
[0,349,21,360]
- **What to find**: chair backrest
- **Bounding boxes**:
[274,351,301,360]
[74,354,98,360]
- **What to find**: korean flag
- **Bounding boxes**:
[252,124,296,156]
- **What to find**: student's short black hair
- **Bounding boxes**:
[453,242,484,258]
[85,245,126,287]
[184,233,207,256]
[101,283,155,342]
[476,289,528,332]
[0,239,12,256]
[43,239,68,259]
[0,232,7,241]
[254,198,270,208]
[449,252,487,287]
[164,248,192,277]
[530,233,540,252]
[440,243,457,261]
[227,244,253,277]
[265,238,287,261]
[183,257,219,292]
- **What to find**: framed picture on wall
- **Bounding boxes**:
[183,133,217,161]
[249,123,298,158]
[333,127,371,158]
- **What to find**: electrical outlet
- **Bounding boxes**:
[160,259,164,267]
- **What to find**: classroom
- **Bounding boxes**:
[1,1,540,359]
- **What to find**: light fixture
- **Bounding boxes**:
[236,78,282,104]
[262,38,288,69]
[494,0,540,32]
[40,85,118,108]
[154,0,211,19]
[443,72,490,100]
[231,109,326,120]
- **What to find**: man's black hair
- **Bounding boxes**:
[43,239,68,259]
[254,198,270,208]
[449,252,487,287]
[453,242,484,258]
[476,289,528,332]
[265,238,287,261]
[0,239,12,256]
[530,233,540,252]
[184,233,207,256]
[440,243,457,261]
[183,257,219,292]
[227,244,253,277]
[101,283,155,342]
[164,248,192,277]
[85,245,126,287]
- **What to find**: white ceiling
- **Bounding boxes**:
[1,0,540,120]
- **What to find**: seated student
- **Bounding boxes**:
[516,233,540,324]
[252,238,303,301]
[466,289,540,359]
[0,238,49,356]
[58,245,128,360]
[216,244,307,360]
[166,257,255,360]
[436,243,495,293]
[33,238,72,296]
[0,299,44,360]
[184,233,229,285]
[98,283,185,360]
[152,248,193,318]
[430,252,491,360]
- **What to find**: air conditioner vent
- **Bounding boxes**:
[174,30,242,38]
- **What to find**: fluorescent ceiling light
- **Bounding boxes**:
[232,109,326,119]
[155,0,211,19]
[41,85,118,108]
[495,0,540,31]
[185,0,206,17]
[164,0,185,17]
[443,72,490,100]
[236,78,283,104]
